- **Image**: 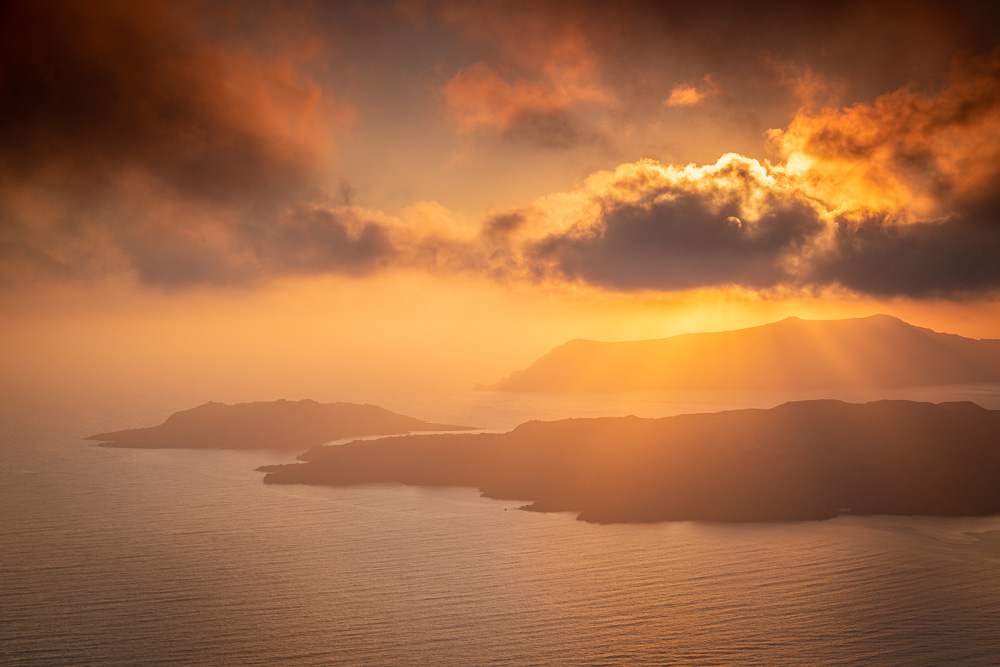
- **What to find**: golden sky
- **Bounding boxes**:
[2,0,1000,398]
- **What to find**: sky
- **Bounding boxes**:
[3,0,1000,402]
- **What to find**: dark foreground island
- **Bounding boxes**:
[88,399,474,450]
[260,400,1000,523]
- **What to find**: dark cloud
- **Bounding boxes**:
[528,190,824,291]
[0,0,340,202]
[121,206,400,289]
[252,207,397,278]
[812,211,1000,298]
[483,212,527,240]
[0,0,365,289]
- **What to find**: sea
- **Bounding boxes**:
[3,383,1000,665]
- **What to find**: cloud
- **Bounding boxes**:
[468,52,1000,297]
[253,206,398,278]
[810,211,1000,297]
[0,0,359,288]
[665,85,705,108]
[0,0,351,202]
[433,1,999,157]
[438,6,612,148]
[441,62,599,135]
[3,0,1000,297]
[441,60,609,148]
[492,155,826,291]
[770,51,1000,296]
[665,76,717,108]
[771,51,1000,217]
[119,205,401,289]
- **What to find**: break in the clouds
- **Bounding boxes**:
[2,0,1000,296]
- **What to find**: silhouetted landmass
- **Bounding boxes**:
[479,314,1000,392]
[260,400,1000,523]
[88,399,474,450]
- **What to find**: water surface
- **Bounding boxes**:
[3,387,1000,665]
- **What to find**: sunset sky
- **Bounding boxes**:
[3,0,1000,400]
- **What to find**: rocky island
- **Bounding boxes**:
[259,399,1000,523]
[88,399,474,450]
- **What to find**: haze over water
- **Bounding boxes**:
[4,386,1000,665]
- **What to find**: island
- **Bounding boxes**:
[259,399,1000,523]
[478,314,1000,392]
[87,399,474,450]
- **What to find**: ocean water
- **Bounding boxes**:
[3,386,1000,665]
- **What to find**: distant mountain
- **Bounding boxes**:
[479,314,1000,392]
[259,399,1000,523]
[87,399,474,450]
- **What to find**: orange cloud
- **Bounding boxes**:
[438,7,611,145]
[664,76,717,108]
[665,85,704,107]
[770,51,1000,218]
[755,52,1000,296]
[443,63,574,133]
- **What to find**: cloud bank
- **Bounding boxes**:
[2,0,1000,298]
[0,0,356,287]
[462,51,1000,297]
